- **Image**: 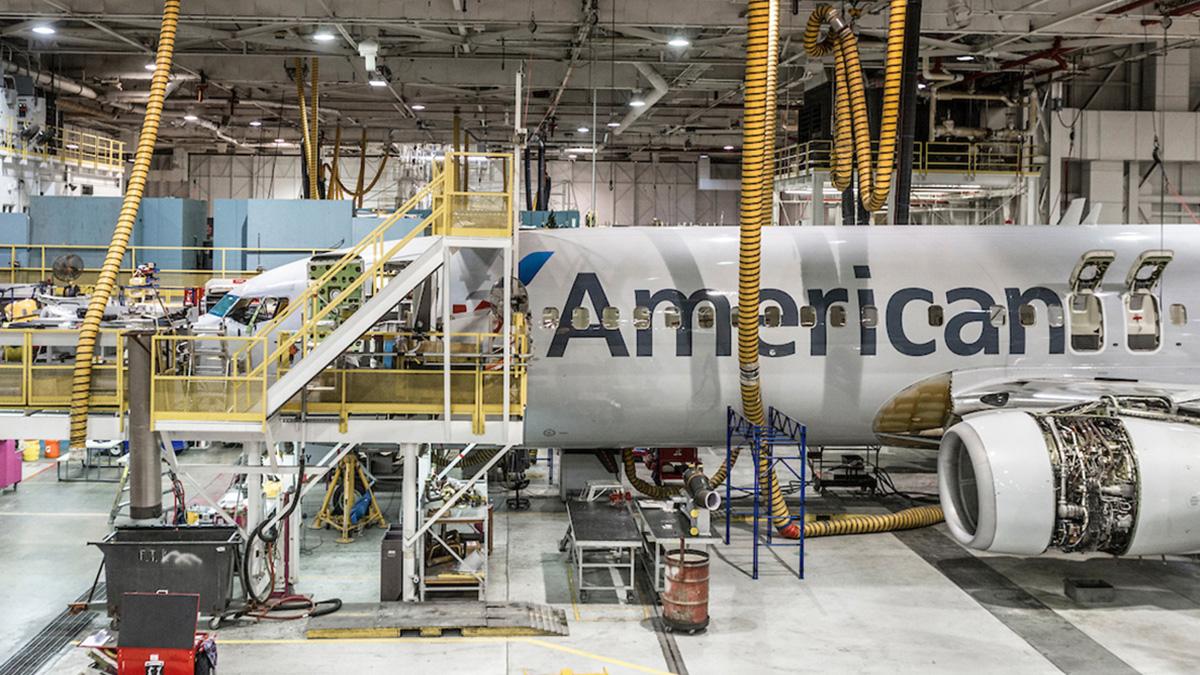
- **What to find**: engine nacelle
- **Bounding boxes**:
[938,409,1200,556]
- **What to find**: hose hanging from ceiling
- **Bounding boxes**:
[311,57,321,198]
[803,0,908,212]
[68,0,180,452]
[331,128,390,208]
[294,57,317,199]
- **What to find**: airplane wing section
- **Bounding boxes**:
[873,367,1200,448]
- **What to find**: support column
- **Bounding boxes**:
[127,330,161,521]
[245,441,263,577]
[892,0,923,224]
[401,442,419,602]
[812,171,827,226]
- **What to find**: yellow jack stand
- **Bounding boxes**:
[311,453,388,543]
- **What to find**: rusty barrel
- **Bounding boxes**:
[662,548,710,633]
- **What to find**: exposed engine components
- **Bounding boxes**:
[939,404,1200,556]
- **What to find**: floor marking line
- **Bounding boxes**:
[0,511,109,517]
[893,525,1138,675]
[563,561,583,622]
[216,636,674,674]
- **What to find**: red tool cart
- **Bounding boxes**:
[117,592,216,675]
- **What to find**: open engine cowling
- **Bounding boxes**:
[938,409,1200,556]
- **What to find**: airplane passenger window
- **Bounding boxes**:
[800,306,817,327]
[542,307,560,330]
[989,305,1006,327]
[697,304,716,329]
[601,307,620,329]
[861,306,879,328]
[830,305,847,328]
[763,306,781,327]
[633,306,651,330]
[1170,303,1188,326]
[928,305,944,327]
[1048,305,1065,328]
[664,306,681,329]
[571,307,590,330]
[1019,304,1036,327]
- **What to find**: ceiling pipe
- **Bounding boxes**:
[614,63,669,136]
[3,61,101,100]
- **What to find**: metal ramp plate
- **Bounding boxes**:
[306,601,569,639]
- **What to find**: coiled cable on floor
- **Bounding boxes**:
[803,0,908,211]
[68,0,180,452]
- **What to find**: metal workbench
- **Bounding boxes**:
[635,500,721,592]
[562,501,642,602]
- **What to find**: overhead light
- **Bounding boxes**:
[577,125,589,134]
[144,62,157,71]
[629,90,646,108]
[312,27,336,42]
[917,82,928,90]
[567,154,578,160]
[32,25,55,35]
[410,104,426,111]
[368,66,391,87]
[565,147,596,154]
[667,36,690,48]
[955,54,975,62]
[249,120,262,127]
[723,144,735,151]
[274,138,286,144]
[606,120,621,128]
[699,153,709,159]
[183,111,198,122]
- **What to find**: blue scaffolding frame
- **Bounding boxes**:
[723,406,807,580]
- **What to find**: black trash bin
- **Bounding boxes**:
[90,525,241,621]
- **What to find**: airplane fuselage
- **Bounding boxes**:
[521,226,1200,447]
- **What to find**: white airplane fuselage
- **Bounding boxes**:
[520,226,1200,447]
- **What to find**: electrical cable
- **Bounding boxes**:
[68,0,179,451]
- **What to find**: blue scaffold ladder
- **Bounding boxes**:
[723,406,808,580]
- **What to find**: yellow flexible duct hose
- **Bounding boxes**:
[805,505,943,538]
[310,57,320,197]
[621,448,680,499]
[803,0,908,212]
[68,0,180,452]
[327,123,343,200]
[294,57,316,199]
[354,128,367,209]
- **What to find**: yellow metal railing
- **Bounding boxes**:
[150,334,267,427]
[143,151,520,429]
[275,329,528,431]
[774,139,1040,179]
[0,327,126,416]
[0,121,124,170]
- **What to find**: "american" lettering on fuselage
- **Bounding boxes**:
[546,272,1065,358]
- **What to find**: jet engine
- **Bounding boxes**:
[938,407,1200,556]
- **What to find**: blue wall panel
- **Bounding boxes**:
[0,213,31,266]
[214,199,355,272]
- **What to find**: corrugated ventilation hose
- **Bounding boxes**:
[294,57,317,199]
[805,505,943,538]
[69,0,180,452]
[803,0,908,212]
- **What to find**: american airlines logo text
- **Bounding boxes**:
[546,272,1065,358]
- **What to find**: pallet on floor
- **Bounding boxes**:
[305,601,569,639]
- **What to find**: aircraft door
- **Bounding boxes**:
[1123,250,1173,352]
[1066,250,1115,352]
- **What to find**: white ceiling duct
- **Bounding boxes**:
[613,63,669,136]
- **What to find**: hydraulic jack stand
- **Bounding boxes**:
[311,452,388,543]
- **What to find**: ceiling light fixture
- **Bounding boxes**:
[249,120,262,127]
[567,154,578,160]
[955,54,975,62]
[628,92,646,108]
[667,36,690,48]
[723,144,735,151]
[410,104,426,111]
[144,62,157,71]
[32,25,55,35]
[312,27,336,42]
[577,125,590,134]
[183,111,198,122]
[274,138,286,144]
[606,120,621,128]
[368,65,391,88]
[917,82,928,90]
